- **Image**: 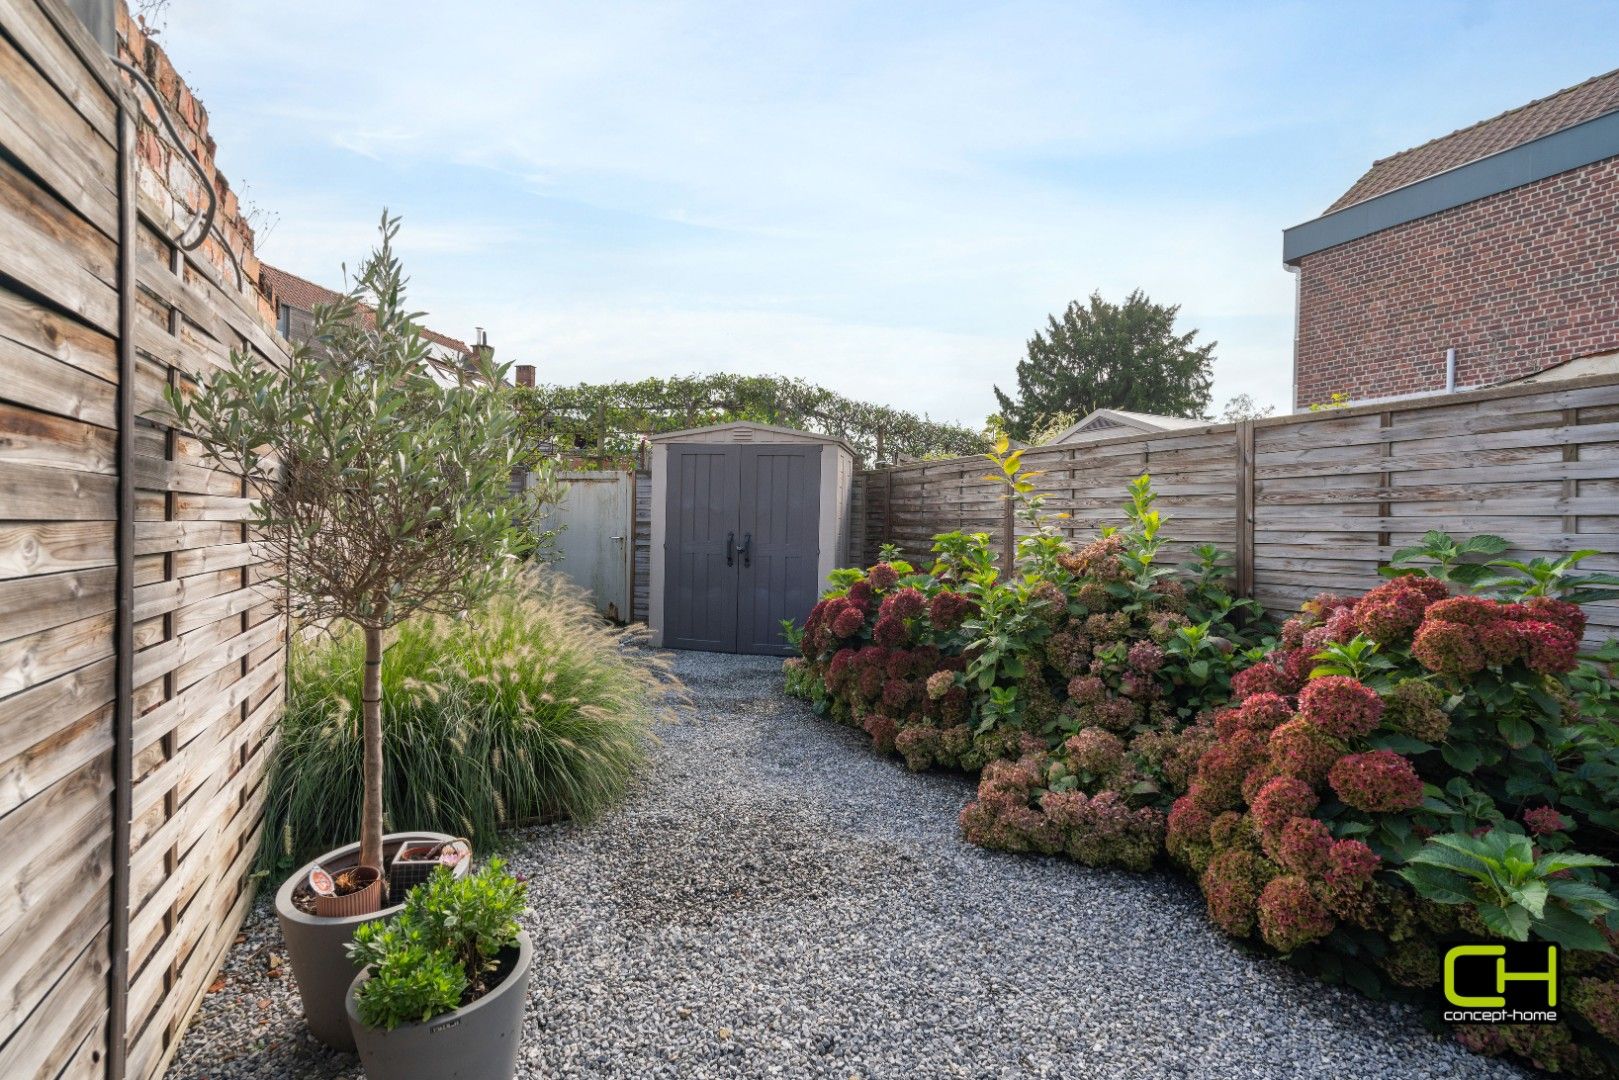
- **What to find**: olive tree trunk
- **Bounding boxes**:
[359,625,385,872]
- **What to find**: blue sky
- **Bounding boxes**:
[156,1,1619,426]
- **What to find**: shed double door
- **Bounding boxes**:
[664,444,821,654]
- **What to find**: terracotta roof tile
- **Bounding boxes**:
[1326,68,1619,213]
[260,263,474,356]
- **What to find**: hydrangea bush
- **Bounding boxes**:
[787,453,1270,870]
[1165,536,1619,1076]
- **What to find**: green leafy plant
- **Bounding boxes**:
[1399,830,1619,950]
[259,573,672,879]
[170,214,528,874]
[349,858,527,1030]
[1381,529,1510,587]
[1479,551,1619,605]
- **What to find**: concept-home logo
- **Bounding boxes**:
[1442,943,1559,1024]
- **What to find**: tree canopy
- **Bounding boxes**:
[514,373,983,466]
[992,290,1215,442]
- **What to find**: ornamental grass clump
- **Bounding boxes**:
[260,572,671,879]
[1168,534,1619,1077]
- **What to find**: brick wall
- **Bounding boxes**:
[1293,154,1619,408]
[116,5,273,326]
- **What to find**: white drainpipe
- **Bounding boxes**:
[1445,347,1457,392]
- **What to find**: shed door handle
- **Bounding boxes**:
[726,531,735,567]
[740,532,752,568]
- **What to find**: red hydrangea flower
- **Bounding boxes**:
[928,590,974,630]
[925,670,955,701]
[1231,663,1289,702]
[1127,640,1166,674]
[1513,619,1579,675]
[1328,750,1423,813]
[1257,875,1336,953]
[1297,676,1384,740]
[1325,837,1380,883]
[830,601,867,639]
[1201,849,1271,938]
[1411,617,1485,677]
[1275,816,1334,876]
[1192,730,1268,812]
[857,665,883,699]
[1250,776,1320,832]
[845,580,876,611]
[1425,595,1506,626]
[1166,795,1214,861]
[867,563,900,591]
[878,586,926,622]
[1523,805,1568,836]
[1066,675,1107,706]
[881,678,912,710]
[1268,717,1345,786]
[1352,577,1445,643]
[1517,596,1587,639]
[1064,728,1126,776]
[884,650,915,679]
[861,713,898,753]
[872,615,908,648]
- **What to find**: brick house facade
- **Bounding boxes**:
[1285,70,1619,408]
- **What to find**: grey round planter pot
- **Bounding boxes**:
[346,930,533,1080]
[275,831,460,1051]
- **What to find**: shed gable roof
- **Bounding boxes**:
[1326,67,1619,213]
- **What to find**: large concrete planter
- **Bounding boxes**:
[346,931,533,1080]
[274,831,463,1050]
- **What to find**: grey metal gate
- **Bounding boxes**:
[663,444,821,654]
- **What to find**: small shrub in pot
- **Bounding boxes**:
[347,859,532,1079]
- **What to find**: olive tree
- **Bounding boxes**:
[169,213,527,874]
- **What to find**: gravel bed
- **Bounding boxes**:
[167,650,1527,1079]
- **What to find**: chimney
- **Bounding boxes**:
[515,364,535,387]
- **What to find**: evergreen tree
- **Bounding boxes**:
[992,290,1215,441]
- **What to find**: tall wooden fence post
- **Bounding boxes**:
[1235,420,1255,600]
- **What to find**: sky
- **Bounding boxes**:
[153,1,1619,428]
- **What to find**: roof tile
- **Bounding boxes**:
[1326,68,1619,213]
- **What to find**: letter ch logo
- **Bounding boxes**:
[1444,944,1558,1009]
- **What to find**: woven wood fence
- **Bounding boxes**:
[0,3,287,1078]
[861,375,1619,645]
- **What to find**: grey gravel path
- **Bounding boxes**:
[167,651,1527,1079]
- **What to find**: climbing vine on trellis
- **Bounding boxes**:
[513,374,984,466]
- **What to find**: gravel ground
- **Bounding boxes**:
[167,651,1527,1080]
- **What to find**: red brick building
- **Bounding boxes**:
[1284,70,1619,408]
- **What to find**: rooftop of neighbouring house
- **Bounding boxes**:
[1325,67,1619,213]
[259,263,475,357]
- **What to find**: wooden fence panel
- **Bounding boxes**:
[859,378,1619,644]
[0,3,289,1077]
